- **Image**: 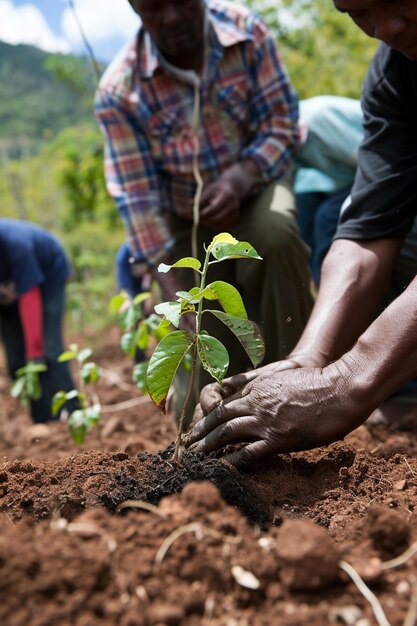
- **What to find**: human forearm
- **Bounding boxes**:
[18,286,44,359]
[289,237,403,366]
[341,273,417,409]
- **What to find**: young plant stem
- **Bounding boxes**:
[174,341,197,462]
[174,244,211,460]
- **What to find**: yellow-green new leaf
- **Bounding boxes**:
[197,334,229,383]
[147,331,194,411]
[210,241,262,262]
[209,233,238,247]
[158,257,201,273]
[202,281,247,319]
[207,311,265,368]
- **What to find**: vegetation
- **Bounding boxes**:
[52,344,101,444]
[147,233,265,459]
[0,41,97,158]
[11,361,48,406]
[0,3,378,336]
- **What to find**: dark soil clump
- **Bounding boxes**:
[123,446,270,526]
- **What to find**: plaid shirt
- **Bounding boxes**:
[95,0,300,264]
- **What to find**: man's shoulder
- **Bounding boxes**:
[207,0,268,39]
[365,43,417,94]
[97,37,139,101]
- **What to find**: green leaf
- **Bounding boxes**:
[121,331,137,357]
[58,350,77,362]
[85,404,101,426]
[197,334,229,383]
[68,409,87,444]
[133,291,151,305]
[77,348,93,363]
[133,361,149,393]
[210,241,262,262]
[52,390,69,416]
[202,281,247,319]
[209,233,238,247]
[154,301,182,328]
[24,362,48,374]
[80,362,100,384]
[137,321,150,350]
[109,293,127,314]
[206,310,265,368]
[158,257,201,273]
[147,331,194,411]
[124,303,141,330]
[11,376,25,399]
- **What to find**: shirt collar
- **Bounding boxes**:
[137,2,252,80]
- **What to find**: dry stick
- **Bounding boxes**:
[67,0,102,82]
[404,579,417,626]
[101,395,152,413]
[115,499,167,519]
[174,341,197,461]
[190,83,204,405]
[339,560,392,626]
[191,83,203,263]
[154,521,240,565]
[403,456,417,476]
[381,541,417,570]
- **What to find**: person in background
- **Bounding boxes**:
[95,0,314,411]
[184,0,417,466]
[0,219,77,423]
[295,96,363,285]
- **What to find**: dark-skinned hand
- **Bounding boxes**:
[183,356,372,470]
[199,178,240,230]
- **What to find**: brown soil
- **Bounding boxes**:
[2,331,417,626]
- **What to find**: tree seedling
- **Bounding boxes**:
[109,289,171,392]
[52,343,101,444]
[11,360,48,406]
[146,232,265,460]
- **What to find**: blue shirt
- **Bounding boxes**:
[116,242,143,298]
[294,96,363,195]
[0,220,71,305]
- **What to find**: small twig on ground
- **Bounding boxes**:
[403,456,417,476]
[339,560,392,626]
[101,396,152,413]
[154,521,241,565]
[381,542,417,570]
[403,579,417,626]
[115,500,167,519]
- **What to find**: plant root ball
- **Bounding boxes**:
[275,519,340,591]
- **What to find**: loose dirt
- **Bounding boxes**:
[1,332,417,626]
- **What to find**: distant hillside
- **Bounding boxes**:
[0,41,101,157]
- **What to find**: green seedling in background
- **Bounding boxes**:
[147,232,265,460]
[109,289,171,392]
[52,343,100,445]
[11,360,48,406]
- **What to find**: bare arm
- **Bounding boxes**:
[289,236,404,367]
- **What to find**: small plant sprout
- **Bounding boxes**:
[11,360,48,406]
[109,289,170,392]
[147,232,265,460]
[52,343,101,445]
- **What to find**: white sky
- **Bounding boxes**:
[0,0,140,61]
